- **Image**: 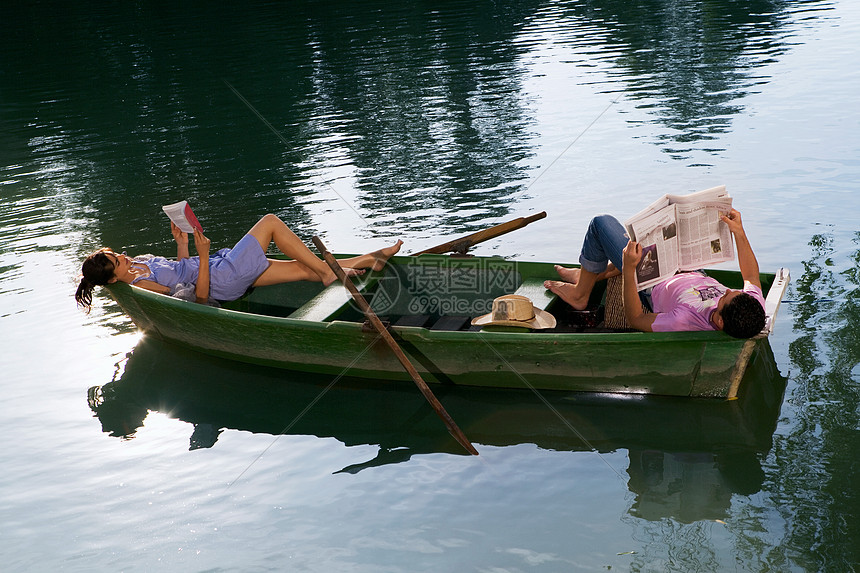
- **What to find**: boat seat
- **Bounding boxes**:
[513,277,557,311]
[430,315,470,331]
[288,275,377,322]
[393,315,432,328]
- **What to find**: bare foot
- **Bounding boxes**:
[371,239,404,271]
[544,279,590,311]
[323,267,365,287]
[554,265,581,284]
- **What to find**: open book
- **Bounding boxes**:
[624,185,734,290]
[162,200,203,234]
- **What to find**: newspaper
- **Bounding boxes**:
[624,185,734,289]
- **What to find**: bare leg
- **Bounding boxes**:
[248,214,402,286]
[544,268,601,311]
[252,259,318,287]
[252,257,368,287]
[248,214,333,282]
[554,265,581,284]
[337,239,404,271]
[548,215,626,310]
[555,263,619,284]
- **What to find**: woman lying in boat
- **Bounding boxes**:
[544,209,766,338]
[75,213,403,311]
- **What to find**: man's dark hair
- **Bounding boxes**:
[721,293,766,338]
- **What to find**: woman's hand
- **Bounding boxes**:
[192,228,211,259]
[172,222,190,259]
[193,228,211,304]
[171,222,189,245]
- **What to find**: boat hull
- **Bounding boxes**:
[106,255,786,398]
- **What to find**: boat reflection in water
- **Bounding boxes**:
[89,336,786,522]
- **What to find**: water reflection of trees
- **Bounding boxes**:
[2,0,834,243]
[535,0,828,159]
[764,230,860,571]
[296,0,542,232]
[3,1,543,242]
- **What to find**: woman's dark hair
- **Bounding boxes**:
[721,293,766,339]
[75,249,116,311]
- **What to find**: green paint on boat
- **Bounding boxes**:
[106,254,789,398]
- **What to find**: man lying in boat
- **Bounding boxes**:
[75,213,402,311]
[544,209,765,338]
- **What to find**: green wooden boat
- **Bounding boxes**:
[106,253,789,398]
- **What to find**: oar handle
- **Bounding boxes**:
[412,211,546,256]
[311,236,479,456]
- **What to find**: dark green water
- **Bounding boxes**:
[1,1,858,570]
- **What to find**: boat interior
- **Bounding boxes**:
[221,255,784,334]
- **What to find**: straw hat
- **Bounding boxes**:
[471,294,556,329]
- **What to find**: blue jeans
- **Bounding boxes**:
[579,214,653,309]
[579,214,629,273]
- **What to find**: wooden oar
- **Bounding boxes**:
[411,211,547,256]
[311,236,479,456]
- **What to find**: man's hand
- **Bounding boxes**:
[722,208,760,288]
[720,208,745,236]
[621,240,656,332]
[622,240,643,270]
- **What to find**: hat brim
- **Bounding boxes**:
[471,307,556,330]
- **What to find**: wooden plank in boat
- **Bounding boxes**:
[513,277,557,311]
[288,276,378,322]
